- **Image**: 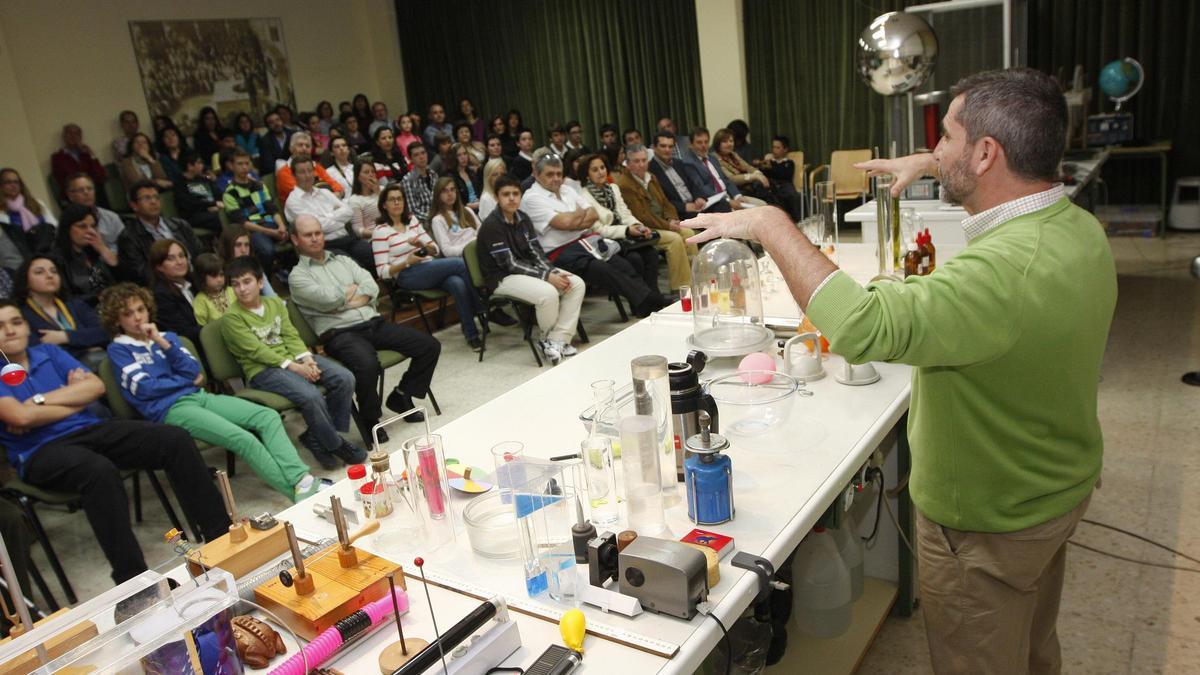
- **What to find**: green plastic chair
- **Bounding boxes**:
[199,319,299,412]
[160,190,180,218]
[104,163,130,213]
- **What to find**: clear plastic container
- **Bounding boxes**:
[706,371,802,436]
[791,527,852,638]
[619,407,669,538]
[631,355,679,507]
[463,491,521,559]
[688,239,774,357]
[582,380,620,527]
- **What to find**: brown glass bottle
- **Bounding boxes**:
[903,241,921,278]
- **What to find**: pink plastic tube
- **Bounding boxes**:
[269,588,410,674]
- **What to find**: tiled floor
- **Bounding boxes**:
[24,232,1200,673]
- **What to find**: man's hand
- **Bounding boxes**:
[854,153,937,198]
[729,197,746,211]
[288,361,320,382]
[343,283,360,302]
[38,329,69,346]
[686,205,793,245]
[548,271,570,291]
[67,368,90,385]
[346,294,372,309]
[272,228,288,242]
[666,219,682,232]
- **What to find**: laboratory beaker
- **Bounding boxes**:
[814,180,838,262]
[631,355,679,506]
[582,380,619,527]
[619,398,669,537]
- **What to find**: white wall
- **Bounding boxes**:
[0,0,406,207]
[695,0,749,129]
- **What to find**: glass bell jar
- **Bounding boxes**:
[688,239,774,357]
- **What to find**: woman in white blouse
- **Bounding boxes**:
[576,153,661,293]
[372,184,485,349]
[324,136,356,194]
[428,177,480,258]
[477,158,507,221]
[346,159,382,241]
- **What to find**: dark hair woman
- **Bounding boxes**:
[192,106,224,162]
[54,203,116,305]
[16,253,108,369]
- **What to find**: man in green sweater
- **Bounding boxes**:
[690,68,1116,673]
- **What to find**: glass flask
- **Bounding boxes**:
[688,239,773,357]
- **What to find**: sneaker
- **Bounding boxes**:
[298,430,339,470]
[467,336,484,351]
[292,475,334,503]
[538,339,562,365]
[385,390,426,422]
[332,441,368,465]
[488,307,518,327]
[553,341,578,357]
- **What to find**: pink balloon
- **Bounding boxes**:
[738,353,776,384]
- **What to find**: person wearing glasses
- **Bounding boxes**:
[62,174,125,255]
[116,180,202,283]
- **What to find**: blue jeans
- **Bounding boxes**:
[250,225,282,276]
[250,355,354,453]
[394,257,481,340]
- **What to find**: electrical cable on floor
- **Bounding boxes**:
[709,612,732,675]
[1078,518,1200,565]
[1067,541,1200,573]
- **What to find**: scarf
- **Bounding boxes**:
[25,297,75,331]
[6,194,40,233]
[585,181,617,213]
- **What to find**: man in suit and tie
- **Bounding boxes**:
[648,132,732,220]
[683,127,764,211]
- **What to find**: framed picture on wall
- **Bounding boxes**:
[128,18,297,133]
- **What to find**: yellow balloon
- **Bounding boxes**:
[559,608,586,653]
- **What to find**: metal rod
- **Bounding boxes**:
[387,573,408,655]
[415,559,448,675]
[0,531,44,664]
[216,470,237,522]
[331,496,349,550]
[285,522,306,579]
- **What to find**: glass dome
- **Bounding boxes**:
[688,239,774,356]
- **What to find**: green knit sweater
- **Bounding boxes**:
[807,198,1116,532]
[221,297,310,382]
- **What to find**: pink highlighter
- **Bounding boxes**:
[418,442,445,518]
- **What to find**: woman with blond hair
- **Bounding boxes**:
[477,158,507,221]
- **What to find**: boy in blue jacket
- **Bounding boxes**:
[100,283,321,501]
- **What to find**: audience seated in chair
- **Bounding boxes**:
[191,107,224,166]
[191,253,235,326]
[100,283,320,502]
[372,185,485,348]
[118,133,173,194]
[458,98,485,142]
[147,239,202,349]
[598,124,619,149]
[54,203,117,304]
[423,103,454,149]
[623,128,643,148]
[448,145,483,210]
[685,127,763,212]
[565,121,591,154]
[509,131,536,181]
[174,152,222,233]
[51,124,107,197]
[257,111,293,176]
[368,101,396,137]
[655,117,689,160]
[759,134,807,221]
[63,174,124,256]
[117,181,202,283]
[537,124,570,159]
[233,112,261,162]
[0,300,229,584]
[0,168,58,270]
[346,160,384,244]
[340,113,370,156]
[454,123,486,166]
[287,214,441,435]
[155,127,189,186]
[648,132,732,220]
[284,158,374,273]
[273,132,344,206]
[485,133,506,164]
[478,158,508,222]
[428,133,454,176]
[222,150,283,276]
[17,255,108,371]
[478,175,586,364]
[394,115,421,165]
[616,144,698,289]
[325,137,356,195]
[521,154,663,318]
[219,227,276,298]
[704,127,790,214]
[370,127,408,187]
[575,155,663,295]
[400,144,439,226]
[221,255,365,469]
[112,110,140,161]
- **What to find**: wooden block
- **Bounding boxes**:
[255,569,359,641]
[186,522,288,579]
[309,544,404,600]
[0,609,98,675]
[681,542,721,588]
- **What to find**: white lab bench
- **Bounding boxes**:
[162,244,961,674]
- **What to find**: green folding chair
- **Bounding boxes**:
[199,319,300,413]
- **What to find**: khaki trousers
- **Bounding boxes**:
[916,493,1091,675]
[494,271,586,344]
[656,227,698,289]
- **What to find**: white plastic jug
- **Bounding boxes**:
[790,526,852,638]
[832,518,864,602]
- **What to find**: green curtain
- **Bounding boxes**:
[1028,0,1200,189]
[396,0,705,148]
[743,0,902,171]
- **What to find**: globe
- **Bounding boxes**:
[1098,58,1144,111]
[856,12,939,96]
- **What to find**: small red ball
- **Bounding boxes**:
[414,557,424,567]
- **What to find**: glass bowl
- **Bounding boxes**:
[462,491,520,559]
[705,370,800,436]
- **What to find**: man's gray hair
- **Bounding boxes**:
[624,143,649,159]
[288,131,313,153]
[950,68,1067,182]
[534,152,563,175]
